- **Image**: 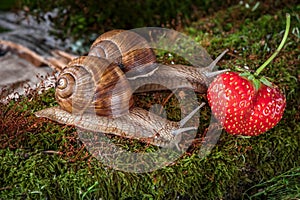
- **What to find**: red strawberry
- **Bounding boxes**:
[244,83,286,135]
[207,13,290,136]
[207,72,286,136]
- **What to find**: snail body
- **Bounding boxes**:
[35,105,202,148]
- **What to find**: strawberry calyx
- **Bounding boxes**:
[237,13,291,91]
[239,71,260,90]
[239,71,273,91]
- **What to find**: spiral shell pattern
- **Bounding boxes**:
[88,30,158,78]
[55,56,134,117]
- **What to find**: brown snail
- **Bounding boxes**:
[88,29,228,93]
[36,56,204,149]
[35,29,228,149]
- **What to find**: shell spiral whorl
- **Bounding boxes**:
[55,56,134,117]
[88,30,158,79]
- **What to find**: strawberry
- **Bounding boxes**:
[207,14,290,136]
[207,72,286,136]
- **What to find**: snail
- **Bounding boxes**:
[88,29,228,93]
[35,30,228,149]
[36,56,204,149]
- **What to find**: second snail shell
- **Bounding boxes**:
[88,29,158,79]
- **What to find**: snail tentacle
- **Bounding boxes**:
[179,102,205,128]
[205,49,229,72]
[204,69,229,79]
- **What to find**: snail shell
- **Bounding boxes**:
[55,56,133,117]
[88,29,158,79]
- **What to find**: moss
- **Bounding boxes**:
[1,1,300,199]
[17,0,241,48]
[0,0,19,11]
[244,166,300,199]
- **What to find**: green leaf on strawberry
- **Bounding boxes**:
[207,13,290,136]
